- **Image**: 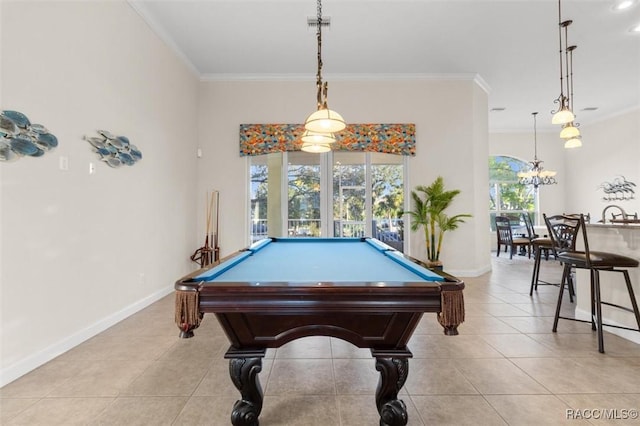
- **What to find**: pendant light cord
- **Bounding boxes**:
[315,0,325,110]
[557,0,564,98]
[533,112,539,161]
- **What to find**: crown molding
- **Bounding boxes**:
[200,72,490,83]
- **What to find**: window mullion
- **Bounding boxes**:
[281,151,288,237]
[364,153,372,237]
[321,151,331,237]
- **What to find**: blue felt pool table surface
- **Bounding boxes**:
[191,237,444,285]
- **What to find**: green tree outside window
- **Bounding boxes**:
[489,156,536,230]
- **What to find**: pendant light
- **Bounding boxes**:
[560,45,582,148]
[302,0,345,152]
[551,1,575,125]
[301,142,332,153]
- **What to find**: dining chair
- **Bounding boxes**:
[525,212,556,296]
[495,216,531,259]
[546,213,640,353]
[521,212,537,240]
[522,212,551,257]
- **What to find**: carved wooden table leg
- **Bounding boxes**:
[372,349,411,426]
[226,348,266,426]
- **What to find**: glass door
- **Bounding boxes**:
[287,151,322,237]
[371,153,405,251]
[249,151,405,249]
[249,153,272,242]
[333,152,366,237]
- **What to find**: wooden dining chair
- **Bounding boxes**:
[525,212,557,296]
[522,212,549,255]
[495,216,531,259]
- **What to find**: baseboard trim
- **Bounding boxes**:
[448,263,492,278]
[0,286,174,387]
[575,307,640,345]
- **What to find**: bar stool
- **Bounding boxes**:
[522,213,555,297]
[546,214,640,353]
[529,237,563,295]
[535,214,578,301]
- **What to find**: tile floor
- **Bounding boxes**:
[2,254,640,425]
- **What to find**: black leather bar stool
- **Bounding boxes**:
[546,213,640,353]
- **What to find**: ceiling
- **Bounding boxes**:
[130,0,640,132]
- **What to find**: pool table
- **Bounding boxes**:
[175,237,464,426]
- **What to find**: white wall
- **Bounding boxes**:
[469,82,492,270]
[563,108,640,221]
[0,1,199,385]
[197,78,491,277]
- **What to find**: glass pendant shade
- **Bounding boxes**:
[301,142,331,153]
[564,137,582,148]
[560,123,580,139]
[304,108,346,133]
[551,107,575,125]
[518,169,557,179]
[301,130,336,144]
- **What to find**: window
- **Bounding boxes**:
[249,154,272,242]
[333,152,366,238]
[489,155,536,230]
[249,151,406,251]
[370,153,405,251]
[287,151,322,237]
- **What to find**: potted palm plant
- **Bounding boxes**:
[405,176,471,269]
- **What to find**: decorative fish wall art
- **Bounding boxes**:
[84,130,142,168]
[599,176,636,201]
[0,110,58,162]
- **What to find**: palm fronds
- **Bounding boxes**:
[403,177,471,262]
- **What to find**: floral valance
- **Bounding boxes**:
[239,123,415,157]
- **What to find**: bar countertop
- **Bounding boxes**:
[575,222,640,344]
[587,221,640,230]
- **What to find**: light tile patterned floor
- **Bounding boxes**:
[2,254,640,425]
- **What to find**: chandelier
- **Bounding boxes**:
[301,0,345,153]
[551,0,582,148]
[518,112,557,189]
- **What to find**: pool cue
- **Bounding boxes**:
[204,193,210,250]
[205,191,216,266]
[213,191,220,262]
[190,191,214,266]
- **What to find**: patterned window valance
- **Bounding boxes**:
[239,123,415,157]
